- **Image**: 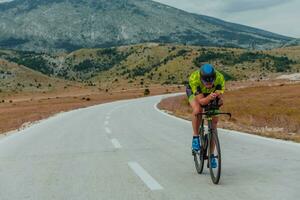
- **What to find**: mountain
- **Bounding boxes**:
[0,0,294,52]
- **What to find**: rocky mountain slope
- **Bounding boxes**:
[0,0,293,52]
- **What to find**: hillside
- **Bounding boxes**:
[1,44,299,92]
[0,0,293,52]
[0,57,72,95]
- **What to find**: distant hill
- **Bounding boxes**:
[0,54,69,93]
[1,43,299,91]
[281,39,300,47]
[0,0,293,52]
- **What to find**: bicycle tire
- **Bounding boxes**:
[193,150,204,174]
[193,122,205,174]
[208,128,221,184]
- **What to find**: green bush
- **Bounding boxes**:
[193,50,295,72]
[144,88,150,96]
[218,70,236,81]
[9,55,53,75]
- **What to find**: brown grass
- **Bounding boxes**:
[0,85,183,134]
[158,82,300,142]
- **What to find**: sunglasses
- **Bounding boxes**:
[201,77,215,85]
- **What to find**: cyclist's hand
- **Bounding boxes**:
[218,96,223,106]
[208,93,218,101]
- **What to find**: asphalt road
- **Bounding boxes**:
[0,94,299,200]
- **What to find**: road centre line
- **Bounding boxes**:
[111,138,122,149]
[128,162,163,191]
[105,127,111,134]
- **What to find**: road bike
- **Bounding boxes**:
[192,101,231,184]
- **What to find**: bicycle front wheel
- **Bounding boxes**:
[208,129,221,184]
[193,149,204,174]
[193,136,206,174]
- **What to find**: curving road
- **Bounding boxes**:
[0,94,299,200]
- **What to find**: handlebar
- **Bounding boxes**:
[196,93,231,118]
[196,110,232,118]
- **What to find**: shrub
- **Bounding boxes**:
[8,55,54,75]
[144,88,150,96]
[218,70,236,81]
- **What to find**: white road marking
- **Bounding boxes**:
[111,138,122,149]
[104,121,109,125]
[106,116,110,120]
[105,127,111,134]
[128,162,163,191]
[153,101,189,124]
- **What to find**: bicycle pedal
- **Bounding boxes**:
[192,150,197,155]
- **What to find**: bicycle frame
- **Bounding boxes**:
[197,109,231,139]
[193,109,231,184]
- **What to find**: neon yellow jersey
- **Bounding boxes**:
[188,70,225,95]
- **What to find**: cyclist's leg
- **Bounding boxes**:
[186,86,204,151]
[186,85,203,136]
[189,98,203,136]
[210,117,218,153]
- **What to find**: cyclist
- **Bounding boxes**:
[186,63,225,168]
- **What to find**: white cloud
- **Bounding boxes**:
[153,0,300,38]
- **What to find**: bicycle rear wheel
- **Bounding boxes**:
[208,128,221,184]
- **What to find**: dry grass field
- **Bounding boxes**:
[1,44,300,141]
[158,81,300,142]
[0,85,183,134]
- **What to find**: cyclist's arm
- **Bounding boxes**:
[199,80,225,106]
[188,72,199,95]
[214,73,225,95]
[197,93,216,106]
[189,82,214,106]
[214,72,225,97]
[214,73,225,105]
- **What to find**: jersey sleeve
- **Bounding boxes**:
[189,71,200,95]
[216,72,225,94]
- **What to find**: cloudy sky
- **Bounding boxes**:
[153,0,300,38]
[0,0,299,38]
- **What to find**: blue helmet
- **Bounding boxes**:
[200,64,216,84]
